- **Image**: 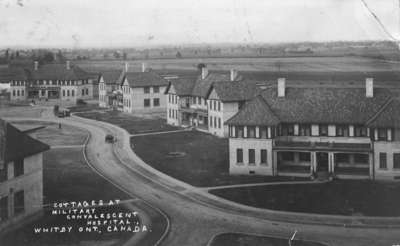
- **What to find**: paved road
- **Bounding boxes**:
[7,112,400,246]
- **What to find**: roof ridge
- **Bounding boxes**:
[365,97,394,126]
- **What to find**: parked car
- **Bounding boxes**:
[105,134,115,143]
[57,108,71,118]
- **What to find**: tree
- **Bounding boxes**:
[42,52,54,63]
[122,52,127,60]
[176,51,182,59]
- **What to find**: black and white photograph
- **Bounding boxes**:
[1,0,400,245]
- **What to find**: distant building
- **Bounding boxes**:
[226,78,400,180]
[165,67,259,137]
[6,61,96,105]
[120,64,168,113]
[98,69,124,108]
[0,119,50,231]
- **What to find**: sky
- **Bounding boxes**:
[0,0,399,48]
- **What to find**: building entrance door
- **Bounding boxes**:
[316,152,329,172]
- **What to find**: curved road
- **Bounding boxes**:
[7,112,400,246]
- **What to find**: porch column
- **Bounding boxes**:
[328,152,335,173]
[311,151,317,174]
[369,152,374,180]
[273,151,278,176]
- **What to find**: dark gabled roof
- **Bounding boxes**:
[226,95,280,126]
[260,87,392,125]
[165,78,196,96]
[100,70,124,85]
[192,73,234,97]
[366,98,400,128]
[207,80,261,102]
[0,119,50,168]
[28,64,91,81]
[0,67,27,83]
[227,87,395,126]
[124,71,168,88]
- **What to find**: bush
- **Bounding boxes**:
[76,99,87,105]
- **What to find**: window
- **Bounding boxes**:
[247,126,256,138]
[144,87,150,94]
[218,118,221,129]
[317,124,327,136]
[394,153,400,169]
[17,90,20,96]
[86,88,89,95]
[82,89,84,95]
[14,159,24,177]
[336,125,349,137]
[336,153,349,163]
[12,90,15,97]
[144,99,150,107]
[379,152,387,169]
[248,149,255,165]
[67,90,70,97]
[0,163,7,182]
[260,149,267,165]
[282,152,294,162]
[14,190,24,215]
[299,152,311,162]
[153,86,160,93]
[71,90,74,97]
[168,94,171,103]
[209,116,213,127]
[299,124,311,136]
[354,154,368,163]
[217,101,221,111]
[378,128,388,141]
[213,100,216,110]
[354,125,367,137]
[236,149,243,163]
[260,127,267,139]
[236,126,244,138]
[280,124,294,136]
[153,98,160,107]
[0,196,8,221]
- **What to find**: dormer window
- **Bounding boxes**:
[236,126,244,138]
[144,86,150,94]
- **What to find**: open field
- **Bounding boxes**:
[132,131,304,187]
[209,233,327,246]
[210,180,400,217]
[12,121,88,146]
[76,56,400,73]
[76,110,180,134]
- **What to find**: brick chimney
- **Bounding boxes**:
[230,69,238,82]
[278,78,286,97]
[201,67,208,80]
[66,60,71,70]
[34,61,39,71]
[141,63,146,73]
[124,62,129,73]
[366,77,373,98]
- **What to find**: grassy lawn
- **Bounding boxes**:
[210,180,400,217]
[68,103,104,113]
[12,121,88,146]
[209,233,327,246]
[132,131,304,187]
[1,139,135,245]
[76,110,180,134]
